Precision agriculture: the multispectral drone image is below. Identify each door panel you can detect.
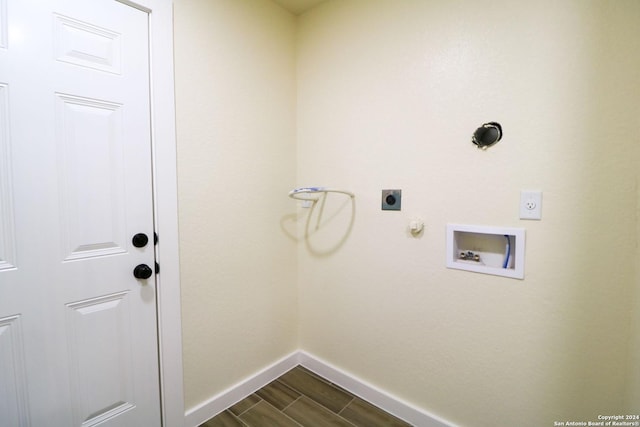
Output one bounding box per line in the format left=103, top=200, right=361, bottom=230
left=55, top=93, right=127, bottom=261
left=0, top=314, right=29, bottom=426
left=0, top=0, right=6, bottom=50
left=53, top=13, right=122, bottom=75
left=0, top=1, right=160, bottom=425
left=0, top=83, right=16, bottom=271
left=65, top=292, right=135, bottom=426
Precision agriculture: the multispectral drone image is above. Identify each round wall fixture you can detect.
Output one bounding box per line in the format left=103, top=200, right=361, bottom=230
left=472, top=122, right=503, bottom=149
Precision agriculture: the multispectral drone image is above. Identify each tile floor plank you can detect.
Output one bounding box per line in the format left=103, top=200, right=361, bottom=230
left=279, top=367, right=354, bottom=413
left=255, top=380, right=301, bottom=410
left=239, top=401, right=303, bottom=427
left=340, top=397, right=412, bottom=427
left=229, top=394, right=261, bottom=416
left=200, top=410, right=247, bottom=427
left=283, top=396, right=357, bottom=427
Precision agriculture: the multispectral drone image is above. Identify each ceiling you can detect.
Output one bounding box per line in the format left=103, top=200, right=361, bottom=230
left=271, top=0, right=327, bottom=15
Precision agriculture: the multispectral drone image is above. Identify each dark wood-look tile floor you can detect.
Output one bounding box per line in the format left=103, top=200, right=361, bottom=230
left=200, top=366, right=413, bottom=427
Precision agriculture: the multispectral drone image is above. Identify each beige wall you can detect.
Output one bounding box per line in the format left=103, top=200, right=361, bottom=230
left=296, top=1, right=640, bottom=426
left=173, top=0, right=640, bottom=423
left=174, top=0, right=298, bottom=409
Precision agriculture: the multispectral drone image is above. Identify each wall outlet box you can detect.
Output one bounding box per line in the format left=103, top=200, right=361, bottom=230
left=381, top=189, right=401, bottom=211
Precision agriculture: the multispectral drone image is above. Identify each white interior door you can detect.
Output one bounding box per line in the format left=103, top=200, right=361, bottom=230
left=0, top=0, right=161, bottom=425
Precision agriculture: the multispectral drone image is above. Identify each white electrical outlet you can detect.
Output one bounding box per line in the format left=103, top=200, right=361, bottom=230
left=520, top=191, right=542, bottom=220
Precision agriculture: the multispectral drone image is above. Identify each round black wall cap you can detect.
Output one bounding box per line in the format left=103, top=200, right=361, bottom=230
left=472, top=122, right=503, bottom=148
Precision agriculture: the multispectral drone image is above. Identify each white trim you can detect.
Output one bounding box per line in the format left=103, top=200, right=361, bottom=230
left=298, top=351, right=455, bottom=427
left=147, top=3, right=185, bottom=427
left=184, top=352, right=300, bottom=427
left=119, top=1, right=185, bottom=426
left=184, top=351, right=455, bottom=427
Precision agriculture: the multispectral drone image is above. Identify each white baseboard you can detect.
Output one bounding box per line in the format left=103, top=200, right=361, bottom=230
left=184, top=350, right=455, bottom=427
left=184, top=351, right=300, bottom=427
left=298, top=351, right=455, bottom=427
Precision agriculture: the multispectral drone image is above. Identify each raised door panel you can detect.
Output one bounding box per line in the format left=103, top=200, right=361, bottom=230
left=0, top=315, right=30, bottom=427
left=55, top=93, right=127, bottom=262
left=66, top=292, right=134, bottom=426
left=53, top=13, right=121, bottom=75
left=0, top=83, right=16, bottom=271
left=0, top=0, right=6, bottom=50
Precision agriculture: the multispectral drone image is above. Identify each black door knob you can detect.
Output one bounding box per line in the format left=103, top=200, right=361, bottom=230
left=132, top=233, right=149, bottom=248
left=133, top=264, right=153, bottom=279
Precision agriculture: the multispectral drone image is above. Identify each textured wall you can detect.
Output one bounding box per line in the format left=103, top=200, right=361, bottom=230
left=172, top=0, right=640, bottom=422
left=296, top=1, right=640, bottom=425
left=174, top=0, right=298, bottom=409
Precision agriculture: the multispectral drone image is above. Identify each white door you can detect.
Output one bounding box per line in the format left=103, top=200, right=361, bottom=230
left=0, top=0, right=161, bottom=425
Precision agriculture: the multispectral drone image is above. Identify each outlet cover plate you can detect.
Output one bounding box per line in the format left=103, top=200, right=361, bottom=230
left=520, top=190, right=542, bottom=220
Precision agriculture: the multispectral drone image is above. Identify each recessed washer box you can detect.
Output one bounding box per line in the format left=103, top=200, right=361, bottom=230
left=446, top=224, right=525, bottom=279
